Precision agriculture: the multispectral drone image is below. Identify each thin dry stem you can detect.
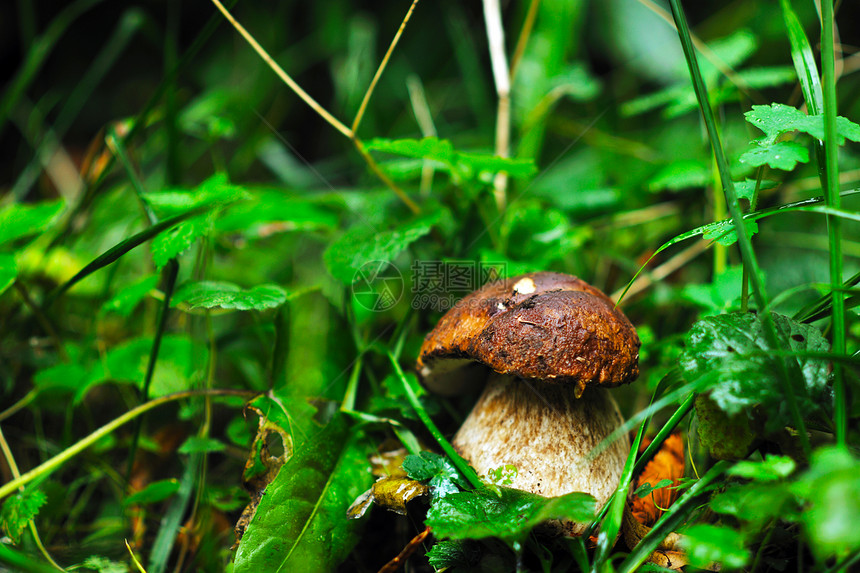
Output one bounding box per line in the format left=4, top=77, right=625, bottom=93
left=611, top=239, right=710, bottom=303
left=509, top=0, right=542, bottom=82
left=483, top=0, right=511, bottom=212
left=208, top=0, right=353, bottom=139
left=352, top=0, right=421, bottom=134
left=407, top=75, right=438, bottom=196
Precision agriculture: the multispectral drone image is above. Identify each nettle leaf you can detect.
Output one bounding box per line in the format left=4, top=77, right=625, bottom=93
left=426, top=540, right=482, bottom=570
left=745, top=103, right=860, bottom=145
left=147, top=172, right=249, bottom=216
left=150, top=213, right=211, bottom=270
left=426, top=487, right=595, bottom=546
left=702, top=219, right=759, bottom=246
left=0, top=253, right=17, bottom=295
left=366, top=137, right=456, bottom=164
left=680, top=312, right=831, bottom=429
left=124, top=479, right=181, bottom=506
left=173, top=281, right=288, bottom=311
left=739, top=141, right=808, bottom=171
left=402, top=451, right=469, bottom=498
left=233, top=415, right=373, bottom=572
left=678, top=524, right=749, bottom=570
left=0, top=488, right=47, bottom=544
left=0, top=199, right=64, bottom=247
left=323, top=213, right=438, bottom=284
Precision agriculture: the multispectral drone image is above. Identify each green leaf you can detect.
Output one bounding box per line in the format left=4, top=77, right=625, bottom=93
left=233, top=415, right=373, bottom=572
left=678, top=524, right=749, bottom=569
left=34, top=362, right=88, bottom=393
left=147, top=172, right=249, bottom=217
left=744, top=103, right=860, bottom=145
left=365, top=137, right=456, bottom=164
left=323, top=213, right=438, bottom=284
left=76, top=556, right=128, bottom=573
left=173, top=281, right=288, bottom=311
left=178, top=436, right=226, bottom=455
left=150, top=214, right=210, bottom=269
left=366, top=137, right=537, bottom=182
left=79, top=335, right=207, bottom=401
left=215, top=191, right=339, bottom=238
left=710, top=482, right=799, bottom=530
left=728, top=455, right=796, bottom=481
left=402, top=451, right=469, bottom=498
left=734, top=179, right=777, bottom=204
left=426, top=540, right=481, bottom=569
left=739, top=141, right=808, bottom=171
left=124, top=479, right=181, bottom=506
left=634, top=479, right=674, bottom=499
left=426, top=487, right=595, bottom=546
left=0, top=488, right=47, bottom=544
left=0, top=200, right=64, bottom=248
left=680, top=312, right=831, bottom=430
left=702, top=219, right=759, bottom=246
left=101, top=274, right=158, bottom=317
left=0, top=253, right=17, bottom=295
left=695, top=394, right=756, bottom=460
left=794, top=446, right=860, bottom=559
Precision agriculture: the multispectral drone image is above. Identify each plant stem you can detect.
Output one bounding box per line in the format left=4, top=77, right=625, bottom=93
left=820, top=0, right=846, bottom=446
left=0, top=389, right=254, bottom=501
left=668, top=0, right=811, bottom=458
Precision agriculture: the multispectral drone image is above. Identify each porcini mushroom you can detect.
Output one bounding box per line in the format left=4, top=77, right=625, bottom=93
left=417, top=272, right=640, bottom=535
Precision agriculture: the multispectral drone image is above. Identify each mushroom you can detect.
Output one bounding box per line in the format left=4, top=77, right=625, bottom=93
left=417, top=272, right=640, bottom=535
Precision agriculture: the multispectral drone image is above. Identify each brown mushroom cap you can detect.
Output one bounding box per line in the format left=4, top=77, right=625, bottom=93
left=417, top=272, right=640, bottom=397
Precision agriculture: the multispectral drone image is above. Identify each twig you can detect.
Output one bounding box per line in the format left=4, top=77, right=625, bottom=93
left=352, top=0, right=421, bottom=134
left=208, top=0, right=352, bottom=138
left=377, top=526, right=431, bottom=573
left=483, top=0, right=511, bottom=213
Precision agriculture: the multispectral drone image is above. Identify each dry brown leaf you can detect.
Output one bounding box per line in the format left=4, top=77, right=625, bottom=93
left=631, top=433, right=684, bottom=526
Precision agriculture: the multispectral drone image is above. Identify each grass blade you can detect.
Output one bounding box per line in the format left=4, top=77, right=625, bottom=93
left=668, top=0, right=811, bottom=456
left=819, top=0, right=846, bottom=445
left=45, top=205, right=209, bottom=306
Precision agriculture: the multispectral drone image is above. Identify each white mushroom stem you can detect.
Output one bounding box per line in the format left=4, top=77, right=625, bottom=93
left=452, top=372, right=630, bottom=535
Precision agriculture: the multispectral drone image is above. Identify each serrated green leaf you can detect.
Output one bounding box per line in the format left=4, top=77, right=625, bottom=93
left=150, top=214, right=210, bottom=269
left=0, top=488, right=47, bottom=544
left=173, top=281, right=288, bottom=311
left=147, top=172, right=249, bottom=217
left=366, top=137, right=455, bottom=164
left=680, top=312, right=831, bottom=431
left=0, top=253, right=17, bottom=295
left=455, top=152, right=537, bottom=179
left=0, top=200, right=64, bottom=248
left=233, top=415, right=373, bottom=572
left=702, top=219, right=759, bottom=246
left=678, top=524, right=749, bottom=569
left=215, top=191, right=338, bottom=238
left=744, top=103, right=860, bottom=146
left=101, top=274, right=159, bottom=317
left=402, top=451, right=469, bottom=498
left=426, top=487, right=595, bottom=546
left=728, top=455, right=796, bottom=481
left=426, top=540, right=481, bottom=569
left=739, top=141, right=808, bottom=170
left=124, top=479, right=181, bottom=506
left=178, top=436, right=226, bottom=454
left=323, top=213, right=438, bottom=284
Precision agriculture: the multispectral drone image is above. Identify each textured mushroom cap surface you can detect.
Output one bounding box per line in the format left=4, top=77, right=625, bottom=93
left=418, top=272, right=640, bottom=396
